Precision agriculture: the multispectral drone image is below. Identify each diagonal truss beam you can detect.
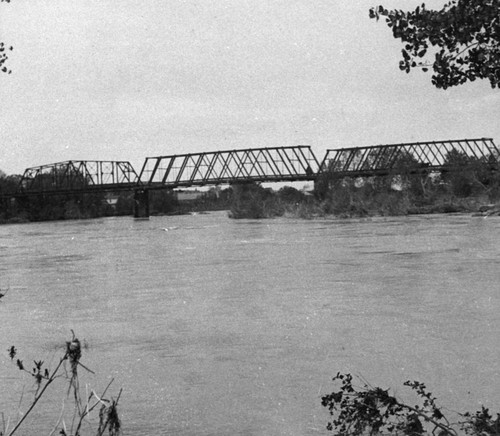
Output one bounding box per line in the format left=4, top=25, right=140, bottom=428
left=320, top=138, right=500, bottom=177
left=138, top=146, right=320, bottom=188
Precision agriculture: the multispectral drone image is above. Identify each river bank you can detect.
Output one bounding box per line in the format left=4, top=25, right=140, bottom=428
left=2, top=192, right=499, bottom=224
left=228, top=181, right=500, bottom=220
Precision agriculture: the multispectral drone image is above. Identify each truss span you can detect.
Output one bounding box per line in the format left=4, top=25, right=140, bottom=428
left=19, top=160, right=139, bottom=194
left=138, top=146, right=320, bottom=188
left=320, top=138, right=500, bottom=177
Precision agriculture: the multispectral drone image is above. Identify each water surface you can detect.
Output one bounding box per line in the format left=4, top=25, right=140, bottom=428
left=0, top=212, right=499, bottom=435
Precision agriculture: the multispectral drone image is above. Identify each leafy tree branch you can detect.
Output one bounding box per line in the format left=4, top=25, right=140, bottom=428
left=0, top=0, right=13, bottom=74
left=370, top=1, right=500, bottom=89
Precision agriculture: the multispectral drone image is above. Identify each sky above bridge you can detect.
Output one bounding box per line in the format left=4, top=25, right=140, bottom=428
left=1, top=0, right=499, bottom=176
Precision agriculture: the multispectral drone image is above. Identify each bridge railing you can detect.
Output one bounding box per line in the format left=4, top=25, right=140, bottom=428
left=138, top=146, right=320, bottom=188
left=320, top=138, right=500, bottom=177
left=19, top=160, right=139, bottom=194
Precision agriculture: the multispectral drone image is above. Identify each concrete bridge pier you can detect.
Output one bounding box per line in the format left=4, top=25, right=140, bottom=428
left=134, top=189, right=150, bottom=218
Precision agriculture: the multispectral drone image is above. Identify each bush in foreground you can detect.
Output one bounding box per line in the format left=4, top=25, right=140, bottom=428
left=322, top=373, right=499, bottom=436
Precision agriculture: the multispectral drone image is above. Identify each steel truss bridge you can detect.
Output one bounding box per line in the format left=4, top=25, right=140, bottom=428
left=3, top=138, right=499, bottom=217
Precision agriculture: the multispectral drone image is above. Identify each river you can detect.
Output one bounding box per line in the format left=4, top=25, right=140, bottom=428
left=0, top=211, right=499, bottom=435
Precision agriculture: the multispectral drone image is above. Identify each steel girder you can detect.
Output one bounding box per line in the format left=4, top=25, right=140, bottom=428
left=320, top=138, right=500, bottom=177
left=138, top=146, right=320, bottom=188
left=19, top=160, right=139, bottom=194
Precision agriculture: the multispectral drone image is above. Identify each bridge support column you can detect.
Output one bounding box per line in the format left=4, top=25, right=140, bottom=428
left=134, top=189, right=150, bottom=218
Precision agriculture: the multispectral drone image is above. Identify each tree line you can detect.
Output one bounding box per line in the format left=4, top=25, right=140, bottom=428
left=0, top=171, right=234, bottom=223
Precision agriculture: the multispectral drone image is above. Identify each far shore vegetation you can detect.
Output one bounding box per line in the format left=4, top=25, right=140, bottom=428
left=1, top=151, right=500, bottom=223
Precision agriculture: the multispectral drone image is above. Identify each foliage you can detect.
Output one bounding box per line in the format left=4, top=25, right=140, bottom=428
left=0, top=0, right=13, bottom=74
left=149, top=189, right=178, bottom=215
left=0, top=170, right=117, bottom=221
left=114, top=192, right=135, bottom=216
left=370, top=1, right=500, bottom=89
left=440, top=150, right=500, bottom=198
left=322, top=372, right=500, bottom=436
left=317, top=176, right=413, bottom=217
left=17, top=193, right=110, bottom=221
left=229, top=183, right=278, bottom=219
left=228, top=183, right=313, bottom=219
left=3, top=331, right=121, bottom=436
left=0, top=173, right=20, bottom=196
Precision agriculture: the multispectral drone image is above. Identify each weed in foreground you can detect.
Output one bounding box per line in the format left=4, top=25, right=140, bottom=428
left=2, top=331, right=122, bottom=436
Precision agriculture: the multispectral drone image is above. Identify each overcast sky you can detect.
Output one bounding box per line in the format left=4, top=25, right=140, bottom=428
left=1, top=0, right=499, bottom=175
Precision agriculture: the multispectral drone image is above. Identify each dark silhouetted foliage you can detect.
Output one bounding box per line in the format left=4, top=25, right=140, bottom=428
left=322, top=373, right=500, bottom=436
left=228, top=183, right=315, bottom=219
left=370, top=1, right=500, bottom=89
left=229, top=183, right=277, bottom=219
left=149, top=189, right=178, bottom=215
left=0, top=0, right=13, bottom=74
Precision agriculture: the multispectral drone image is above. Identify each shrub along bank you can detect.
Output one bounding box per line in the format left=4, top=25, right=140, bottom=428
left=228, top=160, right=500, bottom=219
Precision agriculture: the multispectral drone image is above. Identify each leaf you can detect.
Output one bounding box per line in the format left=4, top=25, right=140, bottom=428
left=8, top=346, right=16, bottom=360
left=432, top=407, right=444, bottom=419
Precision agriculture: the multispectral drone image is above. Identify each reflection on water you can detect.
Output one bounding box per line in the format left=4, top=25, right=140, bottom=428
left=0, top=212, right=499, bottom=435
